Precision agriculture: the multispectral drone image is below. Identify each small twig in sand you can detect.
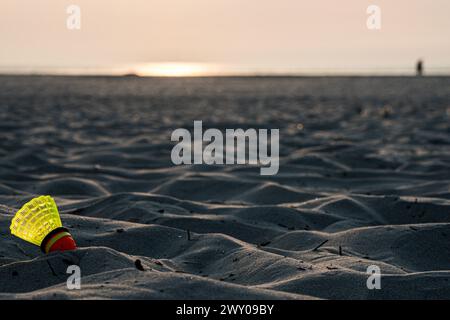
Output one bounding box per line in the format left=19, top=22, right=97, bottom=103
left=182, top=261, right=202, bottom=265
left=312, top=240, right=328, bottom=251
left=134, top=259, right=145, bottom=271
left=187, top=229, right=191, bottom=241
left=326, top=265, right=338, bottom=270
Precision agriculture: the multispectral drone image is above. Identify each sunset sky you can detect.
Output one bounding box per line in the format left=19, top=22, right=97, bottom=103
left=1, top=0, right=449, bottom=75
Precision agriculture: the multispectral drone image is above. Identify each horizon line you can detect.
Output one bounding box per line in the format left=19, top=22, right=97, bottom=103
left=1, top=72, right=450, bottom=78
left=2, top=63, right=450, bottom=78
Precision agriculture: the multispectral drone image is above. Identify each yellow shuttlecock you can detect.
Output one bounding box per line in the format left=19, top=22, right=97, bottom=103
left=10, top=195, right=77, bottom=253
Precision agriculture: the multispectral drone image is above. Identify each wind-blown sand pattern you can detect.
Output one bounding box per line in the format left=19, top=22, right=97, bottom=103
left=0, top=76, right=449, bottom=299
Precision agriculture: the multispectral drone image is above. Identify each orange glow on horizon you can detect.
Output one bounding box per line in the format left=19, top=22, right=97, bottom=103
left=134, top=62, right=219, bottom=77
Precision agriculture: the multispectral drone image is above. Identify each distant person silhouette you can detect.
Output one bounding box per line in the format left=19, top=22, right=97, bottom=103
left=416, top=59, right=423, bottom=76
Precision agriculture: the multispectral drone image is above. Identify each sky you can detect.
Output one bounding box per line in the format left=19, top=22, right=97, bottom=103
left=1, top=0, right=449, bottom=75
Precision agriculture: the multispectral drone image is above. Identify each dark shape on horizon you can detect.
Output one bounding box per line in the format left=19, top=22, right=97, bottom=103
left=416, top=59, right=423, bottom=76
left=122, top=73, right=140, bottom=78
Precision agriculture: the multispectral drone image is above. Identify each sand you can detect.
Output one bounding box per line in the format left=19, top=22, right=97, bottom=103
left=0, top=75, right=449, bottom=299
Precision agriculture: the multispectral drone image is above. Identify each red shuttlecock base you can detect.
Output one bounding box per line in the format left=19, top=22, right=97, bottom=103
left=40, top=227, right=77, bottom=254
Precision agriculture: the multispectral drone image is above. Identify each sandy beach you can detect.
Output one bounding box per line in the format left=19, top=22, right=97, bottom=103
left=0, top=75, right=449, bottom=299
